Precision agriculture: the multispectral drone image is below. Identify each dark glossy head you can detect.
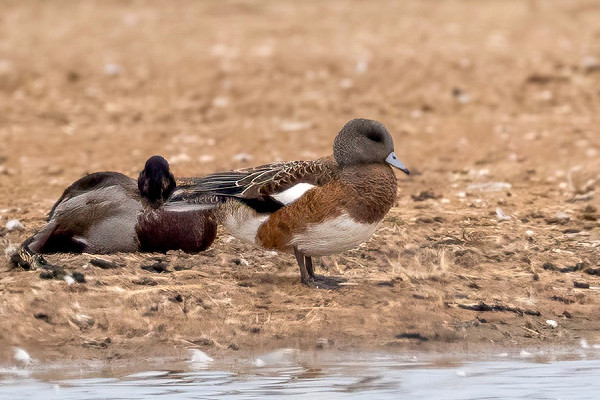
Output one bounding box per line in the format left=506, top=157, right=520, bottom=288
left=138, top=155, right=176, bottom=203
left=333, top=119, right=409, bottom=174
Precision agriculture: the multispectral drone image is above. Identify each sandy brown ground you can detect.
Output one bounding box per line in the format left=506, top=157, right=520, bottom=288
left=1, top=0, right=600, bottom=364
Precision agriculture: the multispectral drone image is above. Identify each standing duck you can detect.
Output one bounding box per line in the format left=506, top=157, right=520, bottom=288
left=11, top=156, right=217, bottom=270
left=167, top=119, right=409, bottom=285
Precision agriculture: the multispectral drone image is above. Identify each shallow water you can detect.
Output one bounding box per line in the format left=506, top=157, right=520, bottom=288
left=1, top=348, right=600, bottom=399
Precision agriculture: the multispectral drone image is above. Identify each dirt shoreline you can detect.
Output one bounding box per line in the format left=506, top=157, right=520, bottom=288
left=1, top=0, right=600, bottom=365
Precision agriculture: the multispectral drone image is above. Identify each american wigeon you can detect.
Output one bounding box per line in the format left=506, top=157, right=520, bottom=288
left=10, top=156, right=217, bottom=270
left=167, top=118, right=409, bottom=285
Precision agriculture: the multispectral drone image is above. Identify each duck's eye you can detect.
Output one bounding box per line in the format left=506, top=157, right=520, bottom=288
left=366, top=131, right=383, bottom=143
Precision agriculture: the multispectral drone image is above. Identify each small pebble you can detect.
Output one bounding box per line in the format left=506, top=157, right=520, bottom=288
left=189, top=349, right=213, bottom=366
left=34, top=313, right=50, bottom=322
left=280, top=121, right=312, bottom=132
left=574, top=281, right=590, bottom=289
left=72, top=272, right=86, bottom=283
left=104, top=63, right=123, bottom=75
left=519, top=350, right=532, bottom=358
left=4, top=243, right=18, bottom=257
left=90, top=258, right=120, bottom=269
left=64, top=275, right=75, bottom=285
left=496, top=208, right=511, bottom=221
left=141, top=262, right=169, bottom=273
left=13, top=348, right=32, bottom=366
left=5, top=219, right=24, bottom=231
left=546, top=320, right=558, bottom=328
left=232, top=153, right=253, bottom=162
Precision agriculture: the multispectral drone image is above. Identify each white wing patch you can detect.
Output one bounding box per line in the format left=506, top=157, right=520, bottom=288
left=271, top=183, right=315, bottom=205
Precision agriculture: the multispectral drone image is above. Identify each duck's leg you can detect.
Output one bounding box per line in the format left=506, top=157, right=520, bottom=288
left=304, top=256, right=315, bottom=279
left=10, top=239, right=55, bottom=271
left=293, top=247, right=313, bottom=285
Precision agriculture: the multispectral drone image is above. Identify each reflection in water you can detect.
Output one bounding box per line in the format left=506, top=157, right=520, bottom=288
left=1, top=349, right=600, bottom=399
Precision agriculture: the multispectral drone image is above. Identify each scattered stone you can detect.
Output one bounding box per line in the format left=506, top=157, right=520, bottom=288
left=280, top=121, right=312, bottom=132
left=189, top=349, right=214, bottom=366
left=542, top=262, right=585, bottom=273
left=520, top=350, right=532, bottom=358
left=467, top=182, right=511, bottom=192
left=562, top=310, right=572, bottom=319
left=3, top=243, right=17, bottom=256
left=452, top=87, right=471, bottom=104
left=545, top=212, right=570, bottom=224
left=496, top=208, right=511, bottom=221
left=395, top=333, right=429, bottom=342
left=72, top=272, right=86, bottom=283
left=5, top=219, right=24, bottom=231
left=228, top=343, right=240, bottom=351
left=562, top=263, right=586, bottom=273
left=39, top=267, right=66, bottom=280
left=104, top=63, right=123, bottom=76
left=64, top=275, right=75, bottom=285
left=90, top=258, right=120, bottom=269
left=546, top=320, right=558, bottom=328
left=13, top=348, right=32, bottom=366
left=574, top=281, right=590, bottom=289
left=169, top=294, right=184, bottom=303
left=411, top=191, right=439, bottom=202
left=582, top=56, right=600, bottom=73
left=232, top=257, right=249, bottom=266
left=34, top=313, right=50, bottom=323
left=315, top=337, right=330, bottom=348
left=541, top=262, right=558, bottom=271
left=132, top=277, right=158, bottom=286
left=585, top=267, right=600, bottom=276
left=232, top=153, right=253, bottom=162
left=550, top=295, right=574, bottom=304
left=141, top=262, right=170, bottom=273
left=526, top=74, right=569, bottom=84
left=458, top=302, right=540, bottom=316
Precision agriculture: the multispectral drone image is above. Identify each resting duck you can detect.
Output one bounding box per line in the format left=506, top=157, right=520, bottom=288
left=167, top=119, right=409, bottom=285
left=11, top=156, right=217, bottom=270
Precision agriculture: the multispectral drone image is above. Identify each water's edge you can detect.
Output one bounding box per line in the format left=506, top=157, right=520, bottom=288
left=1, top=347, right=600, bottom=399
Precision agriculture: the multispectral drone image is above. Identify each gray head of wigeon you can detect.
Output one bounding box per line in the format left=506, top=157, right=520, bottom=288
left=333, top=118, right=409, bottom=174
